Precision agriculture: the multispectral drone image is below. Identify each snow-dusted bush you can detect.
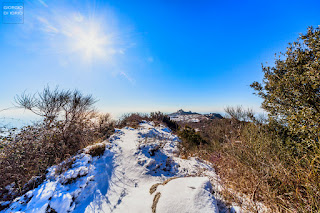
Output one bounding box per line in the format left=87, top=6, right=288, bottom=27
left=117, top=113, right=149, bottom=128
left=86, top=143, right=106, bottom=157
left=117, top=111, right=179, bottom=132
left=117, top=111, right=180, bottom=132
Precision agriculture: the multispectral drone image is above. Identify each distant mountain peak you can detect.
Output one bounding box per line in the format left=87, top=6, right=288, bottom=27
left=171, top=109, right=198, bottom=116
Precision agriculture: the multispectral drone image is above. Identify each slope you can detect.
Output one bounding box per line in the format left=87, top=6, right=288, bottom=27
left=3, top=121, right=220, bottom=213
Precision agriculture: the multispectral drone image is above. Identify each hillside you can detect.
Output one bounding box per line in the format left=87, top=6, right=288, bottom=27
left=3, top=121, right=230, bottom=213
left=168, top=110, right=223, bottom=123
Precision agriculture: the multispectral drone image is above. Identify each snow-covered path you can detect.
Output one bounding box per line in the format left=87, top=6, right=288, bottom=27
left=3, top=122, right=219, bottom=213
left=86, top=126, right=157, bottom=212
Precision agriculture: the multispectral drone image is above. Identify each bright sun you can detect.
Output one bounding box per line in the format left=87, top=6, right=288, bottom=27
left=37, top=11, right=121, bottom=64
left=70, top=23, right=111, bottom=62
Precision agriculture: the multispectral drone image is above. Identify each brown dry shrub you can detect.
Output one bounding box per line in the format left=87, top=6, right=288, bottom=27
left=117, top=113, right=149, bottom=128
left=116, top=112, right=179, bottom=132
left=86, top=143, right=106, bottom=157
left=55, top=157, right=76, bottom=175
left=0, top=87, right=115, bottom=203
left=0, top=115, right=114, bottom=203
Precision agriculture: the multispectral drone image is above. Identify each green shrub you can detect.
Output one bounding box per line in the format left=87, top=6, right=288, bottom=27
left=178, top=126, right=207, bottom=154
left=251, top=26, right=320, bottom=146
left=247, top=27, right=320, bottom=211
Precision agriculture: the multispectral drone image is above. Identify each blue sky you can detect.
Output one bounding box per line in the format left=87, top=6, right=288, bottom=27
left=1, top=0, right=320, bottom=122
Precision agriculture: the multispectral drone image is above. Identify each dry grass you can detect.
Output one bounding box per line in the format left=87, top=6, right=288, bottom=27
left=150, top=183, right=162, bottom=195
left=149, top=177, right=178, bottom=195
left=152, top=192, right=161, bottom=213
left=179, top=108, right=320, bottom=212
left=55, top=157, right=76, bottom=175
left=214, top=123, right=320, bottom=212
left=86, top=143, right=106, bottom=157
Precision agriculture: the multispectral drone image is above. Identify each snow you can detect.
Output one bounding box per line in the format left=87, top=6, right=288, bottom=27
left=170, top=114, right=205, bottom=123
left=3, top=121, right=226, bottom=213
left=155, top=177, right=218, bottom=213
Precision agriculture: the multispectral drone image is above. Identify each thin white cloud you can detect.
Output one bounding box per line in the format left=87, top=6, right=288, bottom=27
left=38, top=0, right=48, bottom=8
left=37, top=16, right=59, bottom=34
left=119, top=71, right=135, bottom=84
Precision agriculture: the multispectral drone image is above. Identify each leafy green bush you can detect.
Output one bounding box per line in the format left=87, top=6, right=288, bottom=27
left=251, top=26, right=320, bottom=146
left=178, top=126, right=207, bottom=154
left=247, top=27, right=320, bottom=211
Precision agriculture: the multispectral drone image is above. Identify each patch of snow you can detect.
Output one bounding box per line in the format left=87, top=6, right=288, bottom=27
left=155, top=177, right=218, bottom=213
left=169, top=114, right=207, bottom=123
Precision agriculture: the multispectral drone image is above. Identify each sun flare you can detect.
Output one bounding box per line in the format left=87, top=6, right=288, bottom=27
left=70, top=23, right=111, bottom=61
left=37, top=11, right=120, bottom=64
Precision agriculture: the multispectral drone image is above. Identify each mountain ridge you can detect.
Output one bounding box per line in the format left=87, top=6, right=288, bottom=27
left=168, top=109, right=223, bottom=123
